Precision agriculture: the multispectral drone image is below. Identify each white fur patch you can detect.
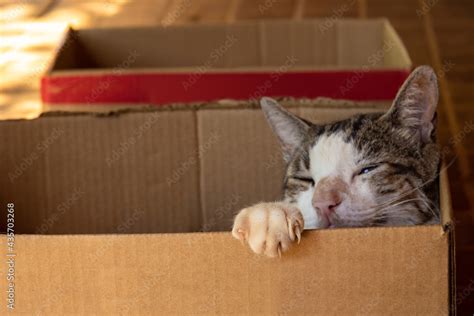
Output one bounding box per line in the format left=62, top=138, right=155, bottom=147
left=295, top=188, right=320, bottom=229
left=309, top=133, right=359, bottom=185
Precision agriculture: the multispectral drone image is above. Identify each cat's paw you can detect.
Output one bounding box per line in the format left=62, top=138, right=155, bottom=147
left=232, top=202, right=304, bottom=258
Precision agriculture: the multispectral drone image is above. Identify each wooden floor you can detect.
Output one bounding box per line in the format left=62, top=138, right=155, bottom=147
left=1, top=0, right=473, bottom=313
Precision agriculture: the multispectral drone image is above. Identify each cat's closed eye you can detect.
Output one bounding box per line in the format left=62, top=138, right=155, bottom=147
left=357, top=165, right=379, bottom=176
left=291, top=176, right=315, bottom=186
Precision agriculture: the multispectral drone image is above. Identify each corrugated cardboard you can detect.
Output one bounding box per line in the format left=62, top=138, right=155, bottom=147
left=41, top=19, right=412, bottom=110
left=0, top=99, right=454, bottom=314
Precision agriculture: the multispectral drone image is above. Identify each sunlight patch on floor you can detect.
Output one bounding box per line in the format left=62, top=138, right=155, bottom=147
left=0, top=1, right=127, bottom=119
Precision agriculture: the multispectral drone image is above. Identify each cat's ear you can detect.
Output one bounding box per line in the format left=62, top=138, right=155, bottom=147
left=383, top=65, right=439, bottom=143
left=260, top=97, right=310, bottom=161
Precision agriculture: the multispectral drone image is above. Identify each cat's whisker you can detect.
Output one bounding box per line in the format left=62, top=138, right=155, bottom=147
left=355, top=177, right=436, bottom=216
left=375, top=197, right=432, bottom=215
left=414, top=187, right=440, bottom=218
left=339, top=197, right=431, bottom=224
left=368, top=189, right=419, bottom=211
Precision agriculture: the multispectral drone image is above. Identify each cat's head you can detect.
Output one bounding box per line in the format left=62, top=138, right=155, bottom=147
left=262, top=66, right=441, bottom=228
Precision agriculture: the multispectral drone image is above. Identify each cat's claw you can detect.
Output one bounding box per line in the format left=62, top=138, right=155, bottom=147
left=295, top=225, right=302, bottom=244
left=235, top=228, right=246, bottom=244
left=232, top=202, right=304, bottom=258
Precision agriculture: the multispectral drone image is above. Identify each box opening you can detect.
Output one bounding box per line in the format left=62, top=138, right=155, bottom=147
left=0, top=99, right=451, bottom=235
left=51, top=19, right=411, bottom=72
left=42, top=19, right=412, bottom=107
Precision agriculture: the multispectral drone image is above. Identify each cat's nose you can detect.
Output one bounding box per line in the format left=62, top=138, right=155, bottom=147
left=312, top=176, right=347, bottom=217
left=312, top=189, right=342, bottom=216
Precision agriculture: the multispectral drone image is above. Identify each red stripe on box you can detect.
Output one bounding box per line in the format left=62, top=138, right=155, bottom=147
left=41, top=70, right=409, bottom=105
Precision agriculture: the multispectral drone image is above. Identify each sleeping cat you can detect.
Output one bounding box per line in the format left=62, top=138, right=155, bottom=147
left=232, top=66, right=441, bottom=257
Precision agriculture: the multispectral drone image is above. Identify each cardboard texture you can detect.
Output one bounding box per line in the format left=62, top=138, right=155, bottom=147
left=41, top=19, right=412, bottom=109
left=0, top=99, right=454, bottom=315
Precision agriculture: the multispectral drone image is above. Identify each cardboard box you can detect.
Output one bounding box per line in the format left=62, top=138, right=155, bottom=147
left=0, top=99, right=454, bottom=314
left=41, top=19, right=412, bottom=111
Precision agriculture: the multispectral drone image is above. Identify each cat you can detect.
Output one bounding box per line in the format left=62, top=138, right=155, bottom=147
left=232, top=66, right=441, bottom=257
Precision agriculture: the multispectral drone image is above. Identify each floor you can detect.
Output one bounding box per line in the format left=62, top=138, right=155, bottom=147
left=1, top=0, right=473, bottom=313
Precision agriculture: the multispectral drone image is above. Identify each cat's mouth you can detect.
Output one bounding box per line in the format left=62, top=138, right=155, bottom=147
left=317, top=212, right=333, bottom=228
left=321, top=211, right=360, bottom=228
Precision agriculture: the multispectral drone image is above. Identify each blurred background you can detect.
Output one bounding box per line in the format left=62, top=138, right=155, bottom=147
left=0, top=0, right=472, bottom=313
